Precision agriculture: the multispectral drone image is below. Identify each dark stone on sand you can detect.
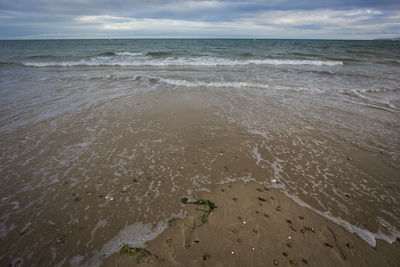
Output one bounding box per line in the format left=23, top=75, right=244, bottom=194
left=258, top=197, right=267, bottom=201
left=302, top=258, right=309, bottom=264
left=344, top=193, right=352, bottom=199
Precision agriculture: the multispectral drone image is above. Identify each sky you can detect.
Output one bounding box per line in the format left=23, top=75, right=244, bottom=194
left=0, top=0, right=399, bottom=39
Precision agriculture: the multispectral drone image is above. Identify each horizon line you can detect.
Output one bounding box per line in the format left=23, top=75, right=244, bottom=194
left=1, top=37, right=395, bottom=41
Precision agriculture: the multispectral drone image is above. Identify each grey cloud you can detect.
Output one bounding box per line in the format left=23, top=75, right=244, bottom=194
left=0, top=0, right=399, bottom=39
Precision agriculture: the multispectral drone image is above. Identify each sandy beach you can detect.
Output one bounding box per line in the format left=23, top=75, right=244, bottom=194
left=102, top=181, right=400, bottom=266
left=1, top=39, right=399, bottom=267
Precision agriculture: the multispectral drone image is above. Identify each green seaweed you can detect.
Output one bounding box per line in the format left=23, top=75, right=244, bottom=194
left=168, top=217, right=178, bottom=226
left=120, top=245, right=163, bottom=263
left=180, top=197, right=216, bottom=225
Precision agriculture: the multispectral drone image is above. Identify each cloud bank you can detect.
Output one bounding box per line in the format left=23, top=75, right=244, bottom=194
left=0, top=0, right=399, bottom=39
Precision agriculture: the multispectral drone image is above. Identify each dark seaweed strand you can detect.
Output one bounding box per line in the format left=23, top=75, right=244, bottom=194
left=120, top=245, right=163, bottom=263
left=180, top=197, right=216, bottom=224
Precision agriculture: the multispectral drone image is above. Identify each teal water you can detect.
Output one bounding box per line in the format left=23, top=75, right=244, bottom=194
left=1, top=39, right=399, bottom=130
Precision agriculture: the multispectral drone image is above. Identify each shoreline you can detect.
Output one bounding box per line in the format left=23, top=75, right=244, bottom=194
left=102, top=181, right=400, bottom=266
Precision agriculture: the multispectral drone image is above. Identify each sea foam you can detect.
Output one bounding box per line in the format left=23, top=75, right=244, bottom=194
left=22, top=55, right=343, bottom=67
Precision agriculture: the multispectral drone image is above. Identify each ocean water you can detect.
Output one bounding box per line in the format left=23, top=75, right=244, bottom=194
left=0, top=39, right=399, bottom=266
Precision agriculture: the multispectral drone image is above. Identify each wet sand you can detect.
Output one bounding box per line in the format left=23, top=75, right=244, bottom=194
left=103, top=181, right=400, bottom=267
left=1, top=87, right=399, bottom=267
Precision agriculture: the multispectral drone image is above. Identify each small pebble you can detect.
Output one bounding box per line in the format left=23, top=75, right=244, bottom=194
left=282, top=252, right=288, bottom=257
left=305, top=226, right=315, bottom=233
left=289, top=259, right=297, bottom=265
left=232, top=229, right=238, bottom=233
left=233, top=197, right=238, bottom=201
left=302, top=258, right=309, bottom=264
left=237, top=238, right=242, bottom=243
left=264, top=213, right=269, bottom=218
left=346, top=243, right=353, bottom=249
left=230, top=250, right=235, bottom=255
left=381, top=223, right=387, bottom=228
left=274, top=259, right=279, bottom=265
left=242, top=221, right=247, bottom=225
left=288, top=235, right=292, bottom=240
left=258, top=197, right=267, bottom=202
left=202, top=254, right=210, bottom=261
left=194, top=239, right=200, bottom=243
left=299, top=216, right=304, bottom=220
left=344, top=193, right=352, bottom=199
left=300, top=229, right=305, bottom=234
left=253, top=229, right=258, bottom=234
left=167, top=239, right=173, bottom=244
left=325, top=242, right=333, bottom=248
left=256, top=188, right=263, bottom=192
left=290, top=226, right=297, bottom=231
left=56, top=234, right=65, bottom=244
left=238, top=216, right=243, bottom=220
left=287, top=242, right=292, bottom=248
left=286, top=219, right=292, bottom=224
left=251, top=247, right=255, bottom=251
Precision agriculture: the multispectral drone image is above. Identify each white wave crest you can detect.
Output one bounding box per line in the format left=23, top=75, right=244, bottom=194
left=158, top=78, right=271, bottom=89
left=115, top=52, right=143, bottom=56
left=22, top=56, right=343, bottom=67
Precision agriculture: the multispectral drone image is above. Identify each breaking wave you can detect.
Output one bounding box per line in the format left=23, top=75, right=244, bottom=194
left=21, top=55, right=343, bottom=67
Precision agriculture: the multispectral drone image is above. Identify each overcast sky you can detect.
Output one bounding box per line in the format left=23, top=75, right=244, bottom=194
left=0, top=0, right=399, bottom=39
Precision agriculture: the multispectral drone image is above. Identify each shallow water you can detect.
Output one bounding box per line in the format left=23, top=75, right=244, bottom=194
left=0, top=39, right=399, bottom=266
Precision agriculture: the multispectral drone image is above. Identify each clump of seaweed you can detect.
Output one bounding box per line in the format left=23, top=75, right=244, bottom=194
left=168, top=217, right=178, bottom=227
left=120, top=244, right=163, bottom=263
left=180, top=197, right=216, bottom=224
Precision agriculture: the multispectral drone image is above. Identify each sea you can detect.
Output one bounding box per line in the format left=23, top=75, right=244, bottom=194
left=0, top=39, right=399, bottom=266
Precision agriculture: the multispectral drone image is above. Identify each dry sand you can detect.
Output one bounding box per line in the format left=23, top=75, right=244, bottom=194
left=102, top=181, right=400, bottom=267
